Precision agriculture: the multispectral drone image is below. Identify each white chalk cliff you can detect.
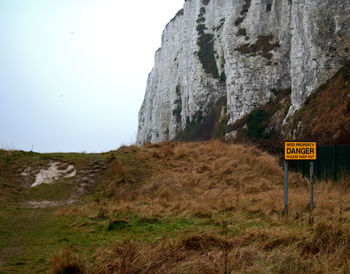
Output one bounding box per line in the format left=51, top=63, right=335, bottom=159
left=137, top=0, right=350, bottom=145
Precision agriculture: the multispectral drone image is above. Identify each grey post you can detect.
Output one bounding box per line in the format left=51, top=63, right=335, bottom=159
left=284, top=160, right=288, bottom=214
left=310, top=161, right=314, bottom=211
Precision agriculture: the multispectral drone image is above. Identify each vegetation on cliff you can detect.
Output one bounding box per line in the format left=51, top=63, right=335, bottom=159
left=174, top=96, right=227, bottom=142
left=218, top=61, right=350, bottom=151
left=196, top=5, right=219, bottom=78
left=286, top=61, right=350, bottom=145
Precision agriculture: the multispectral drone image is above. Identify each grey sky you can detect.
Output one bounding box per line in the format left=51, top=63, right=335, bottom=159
left=0, top=0, right=184, bottom=152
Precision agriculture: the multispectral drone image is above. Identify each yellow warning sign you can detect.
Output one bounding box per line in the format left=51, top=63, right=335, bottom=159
left=284, top=142, right=317, bottom=160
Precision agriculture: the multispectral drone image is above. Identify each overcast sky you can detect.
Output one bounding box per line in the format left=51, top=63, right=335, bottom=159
left=0, top=0, right=184, bottom=152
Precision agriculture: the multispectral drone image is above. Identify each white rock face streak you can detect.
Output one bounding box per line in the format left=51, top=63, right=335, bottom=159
left=137, top=0, right=350, bottom=145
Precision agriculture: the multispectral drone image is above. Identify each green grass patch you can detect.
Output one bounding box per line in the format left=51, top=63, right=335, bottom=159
left=0, top=197, right=223, bottom=272
left=0, top=207, right=109, bottom=273
left=22, top=181, right=75, bottom=201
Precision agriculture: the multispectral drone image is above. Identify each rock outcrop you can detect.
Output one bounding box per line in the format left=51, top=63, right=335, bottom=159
left=137, top=0, right=350, bottom=145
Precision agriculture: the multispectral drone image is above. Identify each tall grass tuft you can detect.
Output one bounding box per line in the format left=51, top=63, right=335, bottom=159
left=48, top=248, right=87, bottom=274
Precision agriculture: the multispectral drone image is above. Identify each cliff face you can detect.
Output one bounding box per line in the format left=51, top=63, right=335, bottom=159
left=137, top=0, right=350, bottom=145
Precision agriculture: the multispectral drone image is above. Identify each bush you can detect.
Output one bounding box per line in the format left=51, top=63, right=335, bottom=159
left=174, top=111, right=207, bottom=141
left=175, top=96, right=227, bottom=141
left=196, top=24, right=207, bottom=35
left=173, top=85, right=182, bottom=123
left=173, top=107, right=182, bottom=123
left=236, top=28, right=247, bottom=37
left=93, top=240, right=143, bottom=273
left=266, top=3, right=272, bottom=12
left=235, top=17, right=244, bottom=26
left=48, top=248, right=87, bottom=274
left=246, top=109, right=270, bottom=138
left=197, top=33, right=219, bottom=78
left=241, top=0, right=251, bottom=15
left=220, top=71, right=226, bottom=82
left=214, top=115, right=229, bottom=139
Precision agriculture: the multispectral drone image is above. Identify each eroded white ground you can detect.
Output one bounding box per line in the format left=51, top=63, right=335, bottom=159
left=25, top=199, right=75, bottom=208
left=30, top=162, right=76, bottom=187
left=20, top=160, right=103, bottom=208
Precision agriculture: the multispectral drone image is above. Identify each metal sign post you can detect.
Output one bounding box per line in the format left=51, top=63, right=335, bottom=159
left=284, top=160, right=288, bottom=215
left=310, top=161, right=314, bottom=211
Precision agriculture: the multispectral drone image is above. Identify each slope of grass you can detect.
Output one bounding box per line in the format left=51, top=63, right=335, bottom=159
left=1, top=142, right=350, bottom=272
left=287, top=61, right=350, bottom=145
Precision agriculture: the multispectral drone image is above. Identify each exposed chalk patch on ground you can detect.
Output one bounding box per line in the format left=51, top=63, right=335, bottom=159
left=30, top=162, right=76, bottom=187
left=21, top=167, right=31, bottom=177
left=25, top=199, right=75, bottom=208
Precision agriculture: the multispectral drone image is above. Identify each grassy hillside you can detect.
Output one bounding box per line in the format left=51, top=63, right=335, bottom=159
left=1, top=142, right=350, bottom=273
left=286, top=61, right=350, bottom=145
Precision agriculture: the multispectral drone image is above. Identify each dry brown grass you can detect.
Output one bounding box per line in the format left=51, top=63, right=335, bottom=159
left=289, top=61, right=350, bottom=144
left=52, top=141, right=350, bottom=273
left=48, top=248, right=87, bottom=274
left=92, top=237, right=220, bottom=273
